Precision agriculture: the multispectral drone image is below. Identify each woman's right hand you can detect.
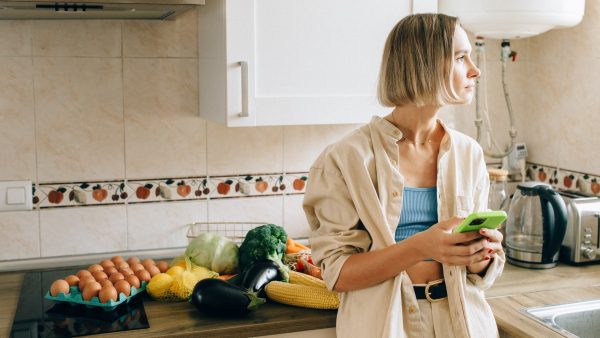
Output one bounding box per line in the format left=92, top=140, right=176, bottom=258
left=414, top=217, right=491, bottom=266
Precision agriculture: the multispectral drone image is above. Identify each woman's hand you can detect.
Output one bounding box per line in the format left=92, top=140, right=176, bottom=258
left=466, top=227, right=504, bottom=275
left=413, top=217, right=491, bottom=266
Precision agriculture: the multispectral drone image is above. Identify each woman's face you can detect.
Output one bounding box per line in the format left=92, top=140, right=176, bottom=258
left=451, top=25, right=480, bottom=103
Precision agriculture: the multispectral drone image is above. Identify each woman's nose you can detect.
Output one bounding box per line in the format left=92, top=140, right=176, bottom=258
left=468, top=64, right=481, bottom=79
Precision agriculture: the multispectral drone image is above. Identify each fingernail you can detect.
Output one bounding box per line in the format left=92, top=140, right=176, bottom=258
left=484, top=256, right=490, bottom=260
left=480, top=229, right=486, bottom=234
left=487, top=248, right=493, bottom=254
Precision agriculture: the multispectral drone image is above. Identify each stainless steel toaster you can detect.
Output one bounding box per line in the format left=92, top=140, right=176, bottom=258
left=559, top=190, right=600, bottom=264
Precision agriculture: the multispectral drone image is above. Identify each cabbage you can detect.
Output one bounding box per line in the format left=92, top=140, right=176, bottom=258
left=185, top=232, right=239, bottom=274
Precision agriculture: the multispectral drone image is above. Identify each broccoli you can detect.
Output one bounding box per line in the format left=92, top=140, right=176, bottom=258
left=238, top=224, right=289, bottom=282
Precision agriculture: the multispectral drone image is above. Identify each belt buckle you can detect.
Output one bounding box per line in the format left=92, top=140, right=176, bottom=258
left=424, top=279, right=445, bottom=303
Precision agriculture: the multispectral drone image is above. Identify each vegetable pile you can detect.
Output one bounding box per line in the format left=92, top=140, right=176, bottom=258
left=146, top=223, right=338, bottom=317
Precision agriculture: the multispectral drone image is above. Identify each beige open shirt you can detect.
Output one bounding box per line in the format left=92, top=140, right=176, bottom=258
left=303, top=116, right=505, bottom=337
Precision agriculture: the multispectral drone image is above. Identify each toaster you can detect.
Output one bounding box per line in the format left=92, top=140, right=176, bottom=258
left=559, top=190, right=600, bottom=264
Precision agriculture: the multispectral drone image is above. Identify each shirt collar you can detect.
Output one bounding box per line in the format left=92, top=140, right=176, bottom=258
left=370, top=115, right=453, bottom=149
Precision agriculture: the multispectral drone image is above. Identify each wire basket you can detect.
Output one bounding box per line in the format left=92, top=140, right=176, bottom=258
left=186, top=222, right=268, bottom=245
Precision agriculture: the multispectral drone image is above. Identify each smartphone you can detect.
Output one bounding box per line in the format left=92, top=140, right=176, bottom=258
left=453, top=211, right=507, bottom=233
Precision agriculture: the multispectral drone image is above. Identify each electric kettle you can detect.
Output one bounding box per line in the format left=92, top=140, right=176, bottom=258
left=505, top=182, right=567, bottom=268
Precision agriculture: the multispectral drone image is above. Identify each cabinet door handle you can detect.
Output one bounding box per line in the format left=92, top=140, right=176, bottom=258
left=238, top=61, right=249, bottom=117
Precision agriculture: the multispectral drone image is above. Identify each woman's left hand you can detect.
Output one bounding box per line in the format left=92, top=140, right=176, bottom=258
left=466, top=228, right=504, bottom=275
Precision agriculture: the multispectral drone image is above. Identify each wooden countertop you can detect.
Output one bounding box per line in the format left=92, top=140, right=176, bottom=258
left=2, top=263, right=600, bottom=337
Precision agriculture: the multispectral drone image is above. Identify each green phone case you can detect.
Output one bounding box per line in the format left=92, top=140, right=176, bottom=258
left=453, top=211, right=507, bottom=233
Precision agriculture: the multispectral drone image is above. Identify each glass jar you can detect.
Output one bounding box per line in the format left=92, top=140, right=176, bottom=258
left=488, top=168, right=509, bottom=211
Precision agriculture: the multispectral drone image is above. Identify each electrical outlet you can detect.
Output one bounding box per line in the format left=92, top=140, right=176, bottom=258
left=0, top=180, right=33, bottom=212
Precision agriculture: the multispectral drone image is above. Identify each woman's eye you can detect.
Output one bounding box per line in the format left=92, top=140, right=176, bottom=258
left=456, top=55, right=465, bottom=62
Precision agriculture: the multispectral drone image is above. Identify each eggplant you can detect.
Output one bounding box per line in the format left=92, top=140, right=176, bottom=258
left=242, top=259, right=282, bottom=295
left=190, top=278, right=265, bottom=317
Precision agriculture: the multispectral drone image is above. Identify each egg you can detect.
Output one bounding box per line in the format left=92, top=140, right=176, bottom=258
left=125, top=274, right=140, bottom=289
left=88, top=264, right=103, bottom=273
left=99, top=285, right=118, bottom=303
left=50, top=279, right=70, bottom=297
left=117, top=261, right=130, bottom=271
left=114, top=280, right=131, bottom=297
left=100, top=279, right=113, bottom=288
left=126, top=256, right=140, bottom=266
left=76, top=269, right=92, bottom=279
left=92, top=270, right=108, bottom=282
left=120, top=268, right=134, bottom=276
left=78, top=275, right=95, bottom=291
left=82, top=281, right=101, bottom=301
left=135, top=269, right=151, bottom=283
left=104, top=266, right=118, bottom=276
left=146, top=264, right=160, bottom=277
left=109, top=272, right=125, bottom=284
left=100, top=259, right=115, bottom=269
left=156, top=261, right=169, bottom=273
left=64, top=275, right=80, bottom=287
left=141, top=258, right=155, bottom=269
left=111, top=255, right=124, bottom=265
left=131, top=263, right=145, bottom=272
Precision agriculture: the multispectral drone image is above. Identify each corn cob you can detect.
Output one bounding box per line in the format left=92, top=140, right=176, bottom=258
left=265, top=281, right=339, bottom=309
left=289, top=270, right=327, bottom=289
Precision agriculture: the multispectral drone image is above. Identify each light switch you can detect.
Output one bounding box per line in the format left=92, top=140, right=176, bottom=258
left=0, top=180, right=33, bottom=212
left=7, top=187, right=26, bottom=205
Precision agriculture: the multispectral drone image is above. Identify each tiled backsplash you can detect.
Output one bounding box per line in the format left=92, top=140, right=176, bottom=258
left=526, top=163, right=600, bottom=196
left=34, top=173, right=308, bottom=208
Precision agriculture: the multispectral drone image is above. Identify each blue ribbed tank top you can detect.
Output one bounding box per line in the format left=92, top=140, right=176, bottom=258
left=395, top=187, right=438, bottom=242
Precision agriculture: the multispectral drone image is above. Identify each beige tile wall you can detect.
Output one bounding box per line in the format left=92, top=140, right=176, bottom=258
left=0, top=10, right=361, bottom=262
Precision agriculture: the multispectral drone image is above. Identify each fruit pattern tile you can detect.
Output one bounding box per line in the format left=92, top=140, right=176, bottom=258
left=35, top=172, right=310, bottom=209
left=527, top=163, right=600, bottom=195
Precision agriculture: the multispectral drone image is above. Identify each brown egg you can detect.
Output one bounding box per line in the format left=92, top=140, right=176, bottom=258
left=78, top=275, right=95, bottom=291
left=108, top=272, right=125, bottom=284
left=117, top=261, right=130, bottom=271
left=125, top=274, right=140, bottom=289
left=82, top=281, right=101, bottom=301
left=88, top=264, right=103, bottom=273
left=76, top=269, right=92, bottom=279
left=156, top=261, right=169, bottom=273
left=131, top=263, right=145, bottom=272
left=99, top=285, right=118, bottom=303
left=126, top=256, right=140, bottom=266
left=100, top=259, right=115, bottom=269
left=146, top=265, right=160, bottom=277
left=120, top=268, right=134, bottom=276
left=64, top=275, right=80, bottom=287
left=135, top=269, right=151, bottom=283
left=92, top=270, right=108, bottom=282
left=141, top=258, right=155, bottom=269
left=104, top=266, right=118, bottom=276
left=100, top=279, right=113, bottom=288
left=111, top=255, right=124, bottom=265
left=50, top=279, right=70, bottom=297
left=114, top=280, right=131, bottom=297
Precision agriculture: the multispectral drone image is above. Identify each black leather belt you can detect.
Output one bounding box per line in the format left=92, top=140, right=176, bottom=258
left=413, top=279, right=447, bottom=302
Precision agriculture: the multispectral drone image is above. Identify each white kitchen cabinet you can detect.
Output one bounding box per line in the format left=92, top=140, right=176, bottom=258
left=198, top=0, right=410, bottom=126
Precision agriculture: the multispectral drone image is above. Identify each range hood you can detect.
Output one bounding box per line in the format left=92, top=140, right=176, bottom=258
left=0, top=0, right=205, bottom=20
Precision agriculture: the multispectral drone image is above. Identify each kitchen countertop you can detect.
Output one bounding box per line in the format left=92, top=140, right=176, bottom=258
left=2, top=263, right=600, bottom=338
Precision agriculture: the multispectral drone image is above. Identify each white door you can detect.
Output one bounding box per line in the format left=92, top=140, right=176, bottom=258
left=199, top=0, right=410, bottom=126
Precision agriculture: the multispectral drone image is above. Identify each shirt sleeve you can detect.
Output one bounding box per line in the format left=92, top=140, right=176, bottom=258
left=303, top=166, right=372, bottom=291
left=467, top=146, right=505, bottom=290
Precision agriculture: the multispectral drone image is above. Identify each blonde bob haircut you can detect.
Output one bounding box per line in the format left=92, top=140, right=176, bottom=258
left=377, top=13, right=462, bottom=107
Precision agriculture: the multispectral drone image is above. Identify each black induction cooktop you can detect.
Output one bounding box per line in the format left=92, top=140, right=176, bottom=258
left=10, top=266, right=149, bottom=338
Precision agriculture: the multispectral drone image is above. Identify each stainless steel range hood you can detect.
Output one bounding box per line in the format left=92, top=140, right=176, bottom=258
left=0, top=0, right=205, bottom=20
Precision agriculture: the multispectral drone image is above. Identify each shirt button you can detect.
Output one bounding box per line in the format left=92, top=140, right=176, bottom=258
left=392, top=191, right=400, bottom=198
left=391, top=160, right=397, bottom=166
left=408, top=306, right=417, bottom=314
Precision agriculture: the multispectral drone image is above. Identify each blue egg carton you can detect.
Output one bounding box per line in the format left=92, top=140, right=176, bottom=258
left=44, top=282, right=147, bottom=311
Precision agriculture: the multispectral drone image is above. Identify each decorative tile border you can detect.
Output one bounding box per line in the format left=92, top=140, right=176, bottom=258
left=526, top=163, right=600, bottom=196
left=33, top=172, right=309, bottom=209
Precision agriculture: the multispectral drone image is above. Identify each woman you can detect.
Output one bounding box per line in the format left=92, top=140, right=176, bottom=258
left=303, top=14, right=504, bottom=338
